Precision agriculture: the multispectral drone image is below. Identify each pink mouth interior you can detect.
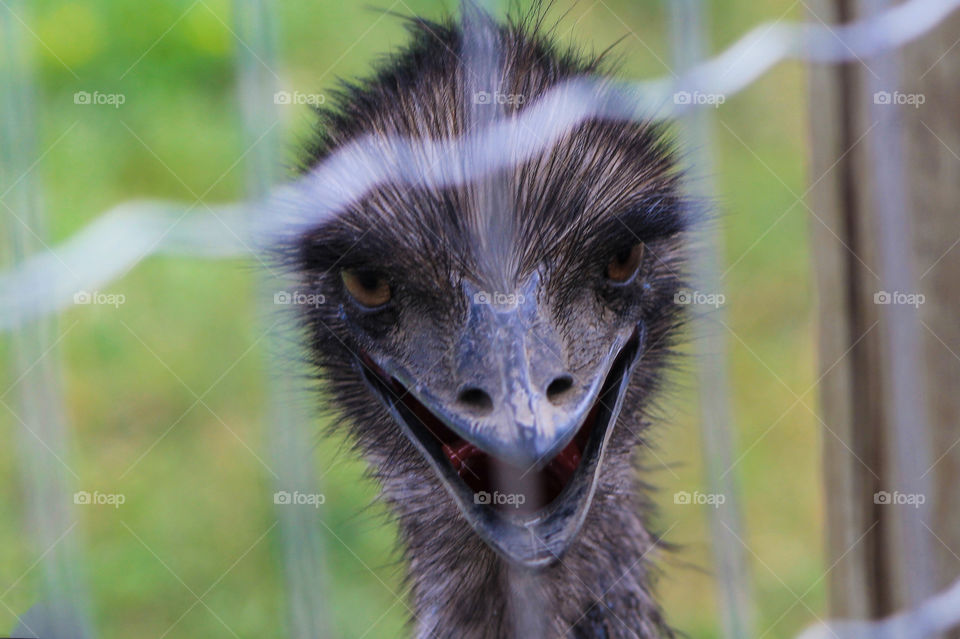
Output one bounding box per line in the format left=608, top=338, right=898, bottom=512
left=362, top=353, right=599, bottom=512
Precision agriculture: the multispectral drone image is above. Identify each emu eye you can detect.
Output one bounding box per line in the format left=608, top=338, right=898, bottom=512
left=605, top=243, right=645, bottom=284
left=341, top=269, right=392, bottom=308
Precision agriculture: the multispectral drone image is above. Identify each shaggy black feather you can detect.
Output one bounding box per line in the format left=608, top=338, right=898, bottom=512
left=281, top=6, right=692, bottom=638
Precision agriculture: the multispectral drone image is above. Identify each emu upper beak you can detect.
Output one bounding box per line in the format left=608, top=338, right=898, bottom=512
left=359, top=274, right=644, bottom=566
left=402, top=278, right=620, bottom=472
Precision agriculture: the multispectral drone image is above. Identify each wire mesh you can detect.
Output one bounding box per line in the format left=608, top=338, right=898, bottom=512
left=2, top=0, right=960, bottom=637
left=667, top=2, right=754, bottom=637
left=1, top=1, right=94, bottom=637
left=234, top=0, right=333, bottom=636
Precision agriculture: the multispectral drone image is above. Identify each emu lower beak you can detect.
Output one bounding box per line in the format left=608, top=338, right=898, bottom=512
left=359, top=280, right=644, bottom=566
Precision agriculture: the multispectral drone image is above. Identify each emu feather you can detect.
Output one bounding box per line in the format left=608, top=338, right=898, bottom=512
left=285, top=8, right=690, bottom=638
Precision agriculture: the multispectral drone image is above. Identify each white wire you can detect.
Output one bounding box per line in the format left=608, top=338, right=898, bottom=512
left=3, top=0, right=959, bottom=330
left=0, top=201, right=252, bottom=330
left=263, top=0, right=960, bottom=235
left=796, top=576, right=960, bottom=639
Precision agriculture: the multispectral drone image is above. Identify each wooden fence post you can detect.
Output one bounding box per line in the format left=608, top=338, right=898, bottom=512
left=808, top=0, right=960, bottom=622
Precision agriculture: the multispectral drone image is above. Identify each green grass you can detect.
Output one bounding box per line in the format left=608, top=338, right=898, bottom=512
left=1, top=1, right=821, bottom=637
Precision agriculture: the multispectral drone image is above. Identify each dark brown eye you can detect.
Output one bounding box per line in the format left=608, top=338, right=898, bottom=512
left=341, top=269, right=391, bottom=308
left=605, top=243, right=645, bottom=284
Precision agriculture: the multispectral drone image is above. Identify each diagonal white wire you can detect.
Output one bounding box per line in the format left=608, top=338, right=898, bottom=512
left=796, top=576, right=960, bottom=639
left=1, top=0, right=959, bottom=331
left=0, top=201, right=253, bottom=330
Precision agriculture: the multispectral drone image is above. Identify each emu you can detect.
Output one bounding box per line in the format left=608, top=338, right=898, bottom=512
left=286, top=8, right=689, bottom=638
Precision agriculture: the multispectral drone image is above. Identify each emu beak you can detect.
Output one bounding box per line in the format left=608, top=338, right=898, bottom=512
left=359, top=275, right=645, bottom=566
left=440, top=281, right=614, bottom=471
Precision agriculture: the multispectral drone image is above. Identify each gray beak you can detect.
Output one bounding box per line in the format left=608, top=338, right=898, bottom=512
left=389, top=274, right=626, bottom=472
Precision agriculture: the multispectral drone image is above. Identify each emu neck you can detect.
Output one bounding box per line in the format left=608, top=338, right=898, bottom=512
left=393, top=483, right=670, bottom=639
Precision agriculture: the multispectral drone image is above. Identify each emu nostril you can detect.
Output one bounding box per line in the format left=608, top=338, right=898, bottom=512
left=546, top=375, right=575, bottom=405
left=457, top=387, right=494, bottom=416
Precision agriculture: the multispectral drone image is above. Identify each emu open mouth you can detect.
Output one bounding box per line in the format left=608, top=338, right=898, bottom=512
left=359, top=327, right=642, bottom=567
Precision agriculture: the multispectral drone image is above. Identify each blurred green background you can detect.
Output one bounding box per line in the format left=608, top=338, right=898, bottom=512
left=0, top=0, right=820, bottom=637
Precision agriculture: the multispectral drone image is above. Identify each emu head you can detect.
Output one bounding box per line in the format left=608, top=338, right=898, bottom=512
left=288, top=12, right=688, bottom=570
